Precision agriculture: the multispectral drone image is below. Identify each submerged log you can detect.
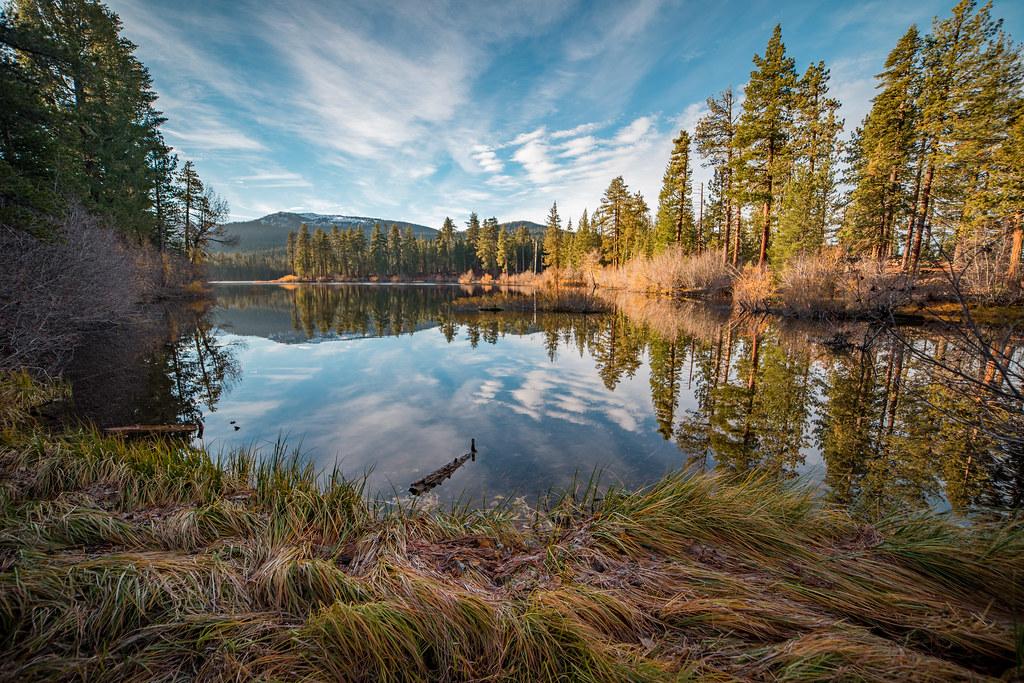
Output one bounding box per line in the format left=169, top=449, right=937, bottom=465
left=103, top=423, right=202, bottom=438
left=409, top=439, right=477, bottom=495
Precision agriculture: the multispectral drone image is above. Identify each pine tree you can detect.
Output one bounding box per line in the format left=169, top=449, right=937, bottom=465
left=624, top=191, right=653, bottom=260
left=370, top=222, right=387, bottom=276
left=438, top=217, right=456, bottom=272
left=286, top=232, right=296, bottom=272
left=842, top=26, right=922, bottom=258
left=295, top=223, right=311, bottom=279
left=513, top=225, right=532, bottom=273
left=12, top=0, right=167, bottom=237
left=574, top=209, right=600, bottom=263
left=497, top=227, right=511, bottom=274
left=312, top=228, right=329, bottom=278
left=401, top=227, right=417, bottom=275
left=595, top=176, right=632, bottom=266
left=387, top=224, right=402, bottom=275
left=177, top=161, right=203, bottom=258
left=351, top=227, right=367, bottom=277
left=149, top=143, right=180, bottom=254
left=695, top=87, right=740, bottom=264
left=905, top=0, right=1017, bottom=271
left=465, top=212, right=481, bottom=271
left=329, top=226, right=344, bottom=276
left=943, top=4, right=1024, bottom=269
left=477, top=217, right=499, bottom=274
left=775, top=60, right=843, bottom=264
left=654, top=130, right=695, bottom=253
left=735, top=25, right=797, bottom=266
left=991, top=112, right=1024, bottom=282
left=542, top=202, right=563, bottom=269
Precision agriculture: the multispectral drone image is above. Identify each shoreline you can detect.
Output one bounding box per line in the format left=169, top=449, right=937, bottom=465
left=206, top=278, right=1024, bottom=327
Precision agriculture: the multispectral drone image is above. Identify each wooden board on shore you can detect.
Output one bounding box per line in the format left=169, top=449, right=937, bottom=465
left=103, top=424, right=201, bottom=438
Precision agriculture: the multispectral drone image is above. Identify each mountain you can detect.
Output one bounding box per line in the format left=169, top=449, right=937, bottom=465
left=497, top=220, right=546, bottom=239
left=215, top=212, right=438, bottom=252
left=216, top=212, right=548, bottom=253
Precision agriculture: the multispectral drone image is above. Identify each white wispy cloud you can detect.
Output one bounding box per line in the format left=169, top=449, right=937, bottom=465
left=613, top=116, right=655, bottom=145
left=558, top=135, right=597, bottom=158
left=236, top=171, right=311, bottom=188
left=512, top=136, right=558, bottom=184
left=163, top=125, right=265, bottom=152
left=471, top=145, right=504, bottom=173
left=551, top=122, right=599, bottom=139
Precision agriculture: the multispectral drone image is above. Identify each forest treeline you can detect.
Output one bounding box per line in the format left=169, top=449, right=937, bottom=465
left=281, top=0, right=1022, bottom=300
left=1, top=0, right=229, bottom=372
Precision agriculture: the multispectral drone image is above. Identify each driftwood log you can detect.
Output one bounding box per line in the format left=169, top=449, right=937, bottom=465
left=409, top=439, right=477, bottom=495
left=103, top=423, right=203, bottom=438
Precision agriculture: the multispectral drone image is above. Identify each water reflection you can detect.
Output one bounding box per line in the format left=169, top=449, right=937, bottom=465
left=75, top=284, right=1024, bottom=515
left=68, top=303, right=240, bottom=429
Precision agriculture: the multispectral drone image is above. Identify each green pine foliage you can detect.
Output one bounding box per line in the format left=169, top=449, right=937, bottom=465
left=542, top=202, right=563, bottom=269
left=0, top=0, right=226, bottom=257
left=654, top=131, right=695, bottom=254
left=734, top=24, right=798, bottom=267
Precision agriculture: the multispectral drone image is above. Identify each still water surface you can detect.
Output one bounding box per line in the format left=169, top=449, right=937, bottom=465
left=69, top=283, right=1023, bottom=514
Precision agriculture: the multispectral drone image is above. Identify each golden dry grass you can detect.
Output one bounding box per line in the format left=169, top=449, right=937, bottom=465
left=1, top=373, right=1022, bottom=681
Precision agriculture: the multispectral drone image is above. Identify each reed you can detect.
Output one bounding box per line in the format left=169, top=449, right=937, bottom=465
left=2, top=371, right=1022, bottom=681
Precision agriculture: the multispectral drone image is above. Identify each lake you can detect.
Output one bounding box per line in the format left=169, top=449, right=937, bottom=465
left=68, top=283, right=1023, bottom=515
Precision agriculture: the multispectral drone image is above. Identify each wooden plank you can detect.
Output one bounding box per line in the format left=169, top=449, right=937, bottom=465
left=409, top=439, right=477, bottom=495
left=103, top=423, right=201, bottom=438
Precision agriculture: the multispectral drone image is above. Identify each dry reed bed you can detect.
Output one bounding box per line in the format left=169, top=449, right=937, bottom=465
left=1, top=377, right=1022, bottom=681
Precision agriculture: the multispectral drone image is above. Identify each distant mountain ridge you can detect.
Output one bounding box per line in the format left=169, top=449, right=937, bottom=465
left=215, top=212, right=437, bottom=252
left=216, top=211, right=546, bottom=253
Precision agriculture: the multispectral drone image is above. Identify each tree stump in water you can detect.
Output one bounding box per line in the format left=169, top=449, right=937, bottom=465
left=409, top=439, right=477, bottom=495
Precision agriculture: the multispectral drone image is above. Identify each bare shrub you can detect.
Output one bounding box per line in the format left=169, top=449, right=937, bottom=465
left=594, top=247, right=735, bottom=298
left=497, top=270, right=538, bottom=286
left=674, top=249, right=736, bottom=296
left=777, top=250, right=915, bottom=319
left=0, top=206, right=149, bottom=373
left=778, top=250, right=845, bottom=318
left=844, top=259, right=914, bottom=315
left=457, top=269, right=475, bottom=285
left=732, top=265, right=774, bottom=312
left=955, top=236, right=1022, bottom=304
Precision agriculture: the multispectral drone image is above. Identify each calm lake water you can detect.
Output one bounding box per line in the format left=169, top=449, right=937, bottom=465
left=69, top=283, right=1023, bottom=515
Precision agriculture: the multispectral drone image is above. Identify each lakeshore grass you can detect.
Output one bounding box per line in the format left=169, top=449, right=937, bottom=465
left=1, top=376, right=1022, bottom=681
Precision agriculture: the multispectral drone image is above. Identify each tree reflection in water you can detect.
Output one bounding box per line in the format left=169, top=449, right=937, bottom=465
left=89, top=284, right=1023, bottom=517
left=68, top=302, right=240, bottom=430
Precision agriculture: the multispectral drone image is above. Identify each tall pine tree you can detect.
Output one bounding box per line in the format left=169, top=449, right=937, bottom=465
left=735, top=25, right=797, bottom=266
left=654, top=130, right=695, bottom=253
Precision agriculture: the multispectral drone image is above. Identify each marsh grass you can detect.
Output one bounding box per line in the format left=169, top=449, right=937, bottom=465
left=1, top=374, right=1023, bottom=681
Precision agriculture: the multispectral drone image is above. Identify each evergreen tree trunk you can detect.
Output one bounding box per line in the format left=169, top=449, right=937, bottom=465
left=733, top=213, right=742, bottom=266
left=723, top=198, right=732, bottom=265
left=910, top=160, right=935, bottom=273
left=759, top=196, right=771, bottom=267
left=876, top=167, right=899, bottom=259
left=697, top=182, right=704, bottom=253
left=675, top=189, right=684, bottom=244
left=758, top=143, right=774, bottom=267
left=901, top=146, right=926, bottom=270
left=1007, top=212, right=1023, bottom=283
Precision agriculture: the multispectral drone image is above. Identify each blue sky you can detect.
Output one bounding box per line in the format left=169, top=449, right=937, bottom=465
left=109, top=0, right=1023, bottom=226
